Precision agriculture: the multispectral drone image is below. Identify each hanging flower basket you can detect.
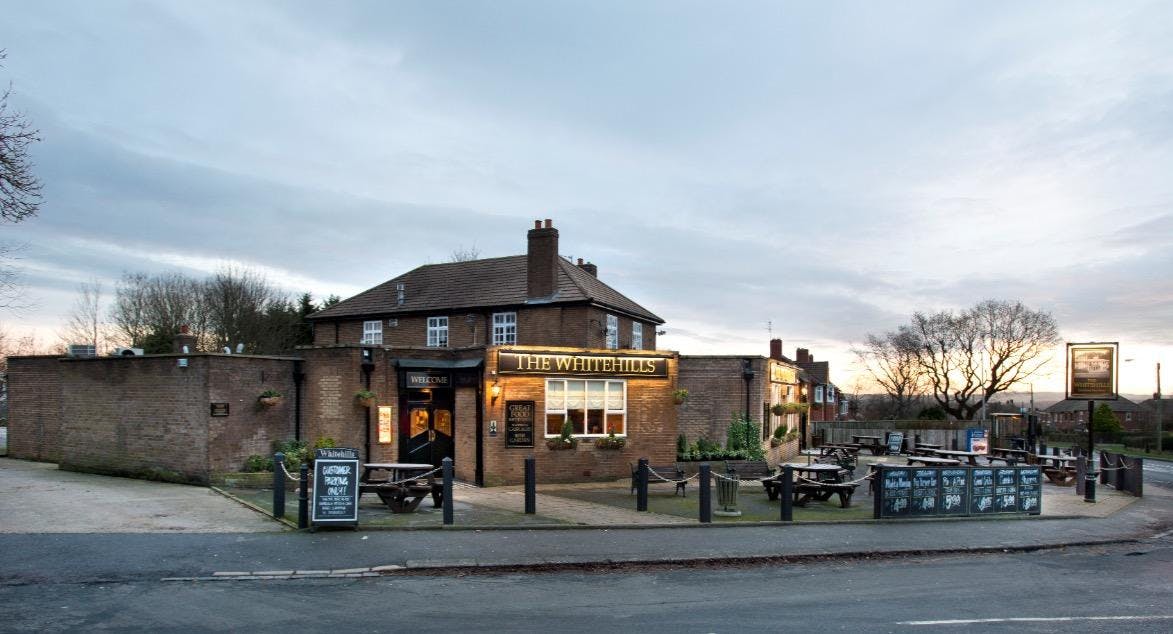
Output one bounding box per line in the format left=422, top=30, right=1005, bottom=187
left=258, top=390, right=283, bottom=407
left=672, top=388, right=689, bottom=405
left=355, top=390, right=376, bottom=408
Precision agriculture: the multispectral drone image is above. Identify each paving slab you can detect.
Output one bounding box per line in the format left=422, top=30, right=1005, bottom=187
left=0, top=458, right=285, bottom=533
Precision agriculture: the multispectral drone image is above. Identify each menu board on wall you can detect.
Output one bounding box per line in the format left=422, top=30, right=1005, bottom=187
left=910, top=468, right=939, bottom=516
left=939, top=468, right=969, bottom=516
left=311, top=447, right=360, bottom=526
left=879, top=468, right=912, bottom=517
left=505, top=400, right=535, bottom=448
left=875, top=466, right=1041, bottom=519
left=1018, top=467, right=1042, bottom=514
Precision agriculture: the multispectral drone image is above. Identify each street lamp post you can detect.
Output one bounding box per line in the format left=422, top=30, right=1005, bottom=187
left=1157, top=363, right=1163, bottom=454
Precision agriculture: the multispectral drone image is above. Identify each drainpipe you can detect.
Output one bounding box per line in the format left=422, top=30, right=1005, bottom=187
left=361, top=349, right=375, bottom=462
left=741, top=359, right=755, bottom=422
left=293, top=359, right=305, bottom=441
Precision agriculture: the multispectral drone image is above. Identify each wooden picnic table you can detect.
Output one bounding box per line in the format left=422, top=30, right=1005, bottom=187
left=930, top=449, right=982, bottom=466
left=360, top=463, right=441, bottom=512
left=851, top=435, right=888, bottom=455
left=914, top=442, right=942, bottom=450
left=777, top=463, right=857, bottom=508
left=907, top=455, right=962, bottom=467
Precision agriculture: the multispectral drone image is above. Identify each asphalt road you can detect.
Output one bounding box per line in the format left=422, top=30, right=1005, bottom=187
left=3, top=538, right=1170, bottom=633
left=1143, top=459, right=1173, bottom=489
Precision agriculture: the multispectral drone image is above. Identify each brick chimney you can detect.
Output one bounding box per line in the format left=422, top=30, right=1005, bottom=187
left=576, top=257, right=598, bottom=277
left=796, top=348, right=811, bottom=363
left=769, top=338, right=783, bottom=360
left=172, top=324, right=197, bottom=353
left=527, top=218, right=559, bottom=299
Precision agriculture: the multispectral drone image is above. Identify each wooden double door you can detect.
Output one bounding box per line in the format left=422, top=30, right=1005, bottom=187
left=399, top=389, right=454, bottom=469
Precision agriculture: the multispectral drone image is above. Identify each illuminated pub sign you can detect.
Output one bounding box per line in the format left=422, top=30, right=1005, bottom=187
left=769, top=362, right=796, bottom=384
left=497, top=351, right=669, bottom=378
left=1067, top=342, right=1118, bottom=400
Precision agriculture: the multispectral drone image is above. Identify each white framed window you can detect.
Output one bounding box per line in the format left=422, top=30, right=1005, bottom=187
left=426, top=316, right=448, bottom=347
left=827, top=386, right=835, bottom=402
left=492, top=312, right=517, bottom=345
left=362, top=320, right=383, bottom=345
left=605, top=314, right=618, bottom=349
left=814, top=385, right=824, bottom=403
left=545, top=378, right=626, bottom=437
left=631, top=322, right=643, bottom=350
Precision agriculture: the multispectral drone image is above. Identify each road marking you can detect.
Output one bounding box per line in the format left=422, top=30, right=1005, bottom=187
left=899, top=615, right=1173, bottom=626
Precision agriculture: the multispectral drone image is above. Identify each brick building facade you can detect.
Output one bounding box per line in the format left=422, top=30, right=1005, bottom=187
left=7, top=354, right=297, bottom=484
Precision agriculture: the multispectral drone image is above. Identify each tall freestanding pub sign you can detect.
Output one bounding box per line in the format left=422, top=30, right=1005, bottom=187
left=1065, top=342, right=1118, bottom=504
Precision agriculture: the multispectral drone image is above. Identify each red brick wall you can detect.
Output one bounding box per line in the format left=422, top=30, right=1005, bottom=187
left=478, top=346, right=678, bottom=485
left=40, top=355, right=297, bottom=483
left=676, top=356, right=768, bottom=446
left=6, top=356, right=64, bottom=462
left=313, top=305, right=658, bottom=351
left=300, top=347, right=371, bottom=457
left=205, top=357, right=297, bottom=473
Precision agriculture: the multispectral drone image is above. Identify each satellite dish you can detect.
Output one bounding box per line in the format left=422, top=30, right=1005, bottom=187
left=235, top=343, right=244, bottom=354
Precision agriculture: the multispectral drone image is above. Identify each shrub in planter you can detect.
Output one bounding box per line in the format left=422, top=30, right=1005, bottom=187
left=546, top=419, right=578, bottom=450
left=672, top=388, right=689, bottom=405
left=243, top=454, right=273, bottom=472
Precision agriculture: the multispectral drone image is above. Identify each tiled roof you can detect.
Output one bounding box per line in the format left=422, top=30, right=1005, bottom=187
left=1045, top=397, right=1140, bottom=413
left=796, top=361, right=829, bottom=384
left=309, top=255, right=663, bottom=323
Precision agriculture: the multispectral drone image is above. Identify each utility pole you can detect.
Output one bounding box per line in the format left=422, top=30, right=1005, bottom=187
left=1158, top=362, right=1163, bottom=454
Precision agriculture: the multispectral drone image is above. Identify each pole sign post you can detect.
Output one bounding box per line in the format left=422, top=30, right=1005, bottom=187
left=1066, top=342, right=1118, bottom=504
left=311, top=447, right=360, bottom=528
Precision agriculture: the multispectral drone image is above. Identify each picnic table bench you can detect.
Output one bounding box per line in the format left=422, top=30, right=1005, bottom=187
left=1042, top=466, right=1078, bottom=486
left=631, top=463, right=687, bottom=497
left=725, top=460, right=785, bottom=500
left=852, top=435, right=887, bottom=455
left=360, top=463, right=443, bottom=511
left=780, top=463, right=857, bottom=508
left=361, top=481, right=433, bottom=513
left=907, top=456, right=962, bottom=467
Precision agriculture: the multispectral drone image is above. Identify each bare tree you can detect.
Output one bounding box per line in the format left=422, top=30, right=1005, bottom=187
left=110, top=272, right=206, bottom=352
left=853, top=329, right=924, bottom=418
left=59, top=280, right=106, bottom=353
left=202, top=266, right=297, bottom=354
left=449, top=243, right=481, bottom=262
left=0, top=50, right=41, bottom=224
left=896, top=300, right=1059, bottom=420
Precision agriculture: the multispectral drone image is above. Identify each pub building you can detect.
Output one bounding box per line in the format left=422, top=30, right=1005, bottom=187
left=676, top=339, right=845, bottom=461
left=302, top=219, right=679, bottom=486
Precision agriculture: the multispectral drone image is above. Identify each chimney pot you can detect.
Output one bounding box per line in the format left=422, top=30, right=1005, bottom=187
left=534, top=220, right=542, bottom=229
left=577, top=258, right=583, bottom=265
left=544, top=218, right=552, bottom=229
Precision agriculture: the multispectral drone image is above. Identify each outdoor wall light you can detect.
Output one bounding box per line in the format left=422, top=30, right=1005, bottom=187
left=490, top=382, right=502, bottom=402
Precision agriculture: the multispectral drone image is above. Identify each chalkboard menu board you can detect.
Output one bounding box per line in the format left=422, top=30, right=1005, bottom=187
left=1018, top=467, right=1041, bottom=513
left=879, top=468, right=912, bottom=516
left=505, top=400, right=535, bottom=448
left=970, top=468, right=995, bottom=514
left=885, top=432, right=905, bottom=455
left=940, top=468, right=969, bottom=516
left=311, top=447, right=360, bottom=526
left=910, top=468, right=938, bottom=516
left=875, top=465, right=1041, bottom=519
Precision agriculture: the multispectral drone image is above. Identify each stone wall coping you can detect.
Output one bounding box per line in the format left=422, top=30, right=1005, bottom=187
left=51, top=353, right=303, bottom=362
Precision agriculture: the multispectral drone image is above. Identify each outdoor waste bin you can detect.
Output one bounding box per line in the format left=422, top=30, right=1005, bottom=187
left=715, top=474, right=741, bottom=517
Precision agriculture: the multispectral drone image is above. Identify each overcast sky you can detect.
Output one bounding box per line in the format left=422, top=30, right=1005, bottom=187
left=1, top=1, right=1170, bottom=397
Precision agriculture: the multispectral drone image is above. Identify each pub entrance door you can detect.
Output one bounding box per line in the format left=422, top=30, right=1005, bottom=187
left=399, top=388, right=455, bottom=469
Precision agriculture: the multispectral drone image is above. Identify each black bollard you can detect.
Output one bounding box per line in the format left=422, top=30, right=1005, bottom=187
left=780, top=465, right=793, bottom=522
left=524, top=455, right=536, bottom=514
left=637, top=458, right=649, bottom=512
left=297, top=463, right=309, bottom=529
left=1085, top=400, right=1096, bottom=503
left=699, top=464, right=712, bottom=523
left=273, top=452, right=285, bottom=519
left=442, top=457, right=454, bottom=525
